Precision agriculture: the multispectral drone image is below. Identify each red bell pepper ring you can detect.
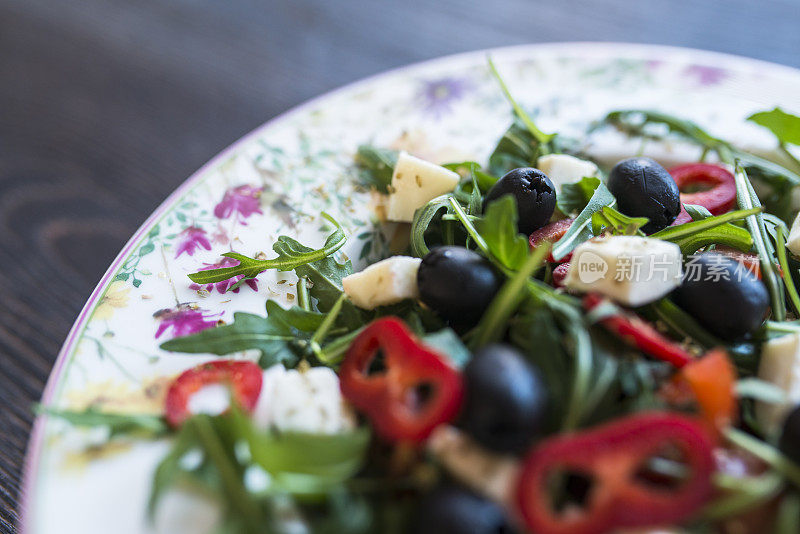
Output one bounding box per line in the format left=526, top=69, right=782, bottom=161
left=516, top=412, right=716, bottom=534
left=583, top=294, right=693, bottom=368
left=531, top=218, right=574, bottom=262
left=669, top=163, right=737, bottom=217
left=165, top=360, right=263, bottom=427
left=340, top=317, right=463, bottom=443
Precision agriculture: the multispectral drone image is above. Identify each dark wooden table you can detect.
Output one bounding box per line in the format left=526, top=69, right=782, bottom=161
left=1, top=0, right=798, bottom=530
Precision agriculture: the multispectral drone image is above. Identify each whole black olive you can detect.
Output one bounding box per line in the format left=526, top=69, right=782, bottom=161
left=417, top=246, right=503, bottom=326
left=607, top=157, right=681, bottom=233
left=413, top=486, right=516, bottom=534
left=671, top=253, right=769, bottom=341
left=483, top=167, right=556, bottom=234
left=459, top=344, right=547, bottom=454
left=779, top=405, right=800, bottom=464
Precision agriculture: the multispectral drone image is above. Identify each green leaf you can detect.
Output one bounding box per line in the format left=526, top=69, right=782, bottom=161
left=232, top=409, right=370, bottom=495
left=114, top=272, right=130, bottom=282
left=683, top=204, right=713, bottom=220
left=470, top=242, right=550, bottom=348
left=551, top=181, right=616, bottom=261
left=38, top=406, right=168, bottom=438
left=421, top=329, right=472, bottom=369
left=160, top=311, right=301, bottom=367
left=591, top=206, right=647, bottom=236
left=603, top=109, right=726, bottom=149
left=748, top=107, right=800, bottom=147
left=293, top=246, right=364, bottom=331
left=410, top=194, right=453, bottom=257
left=649, top=207, right=760, bottom=254
left=187, top=213, right=346, bottom=286
left=264, top=300, right=326, bottom=332
left=475, top=195, right=529, bottom=270
left=354, top=145, right=398, bottom=193
left=487, top=116, right=542, bottom=177
left=487, top=57, right=555, bottom=145
left=557, top=176, right=601, bottom=215
left=734, top=164, right=786, bottom=321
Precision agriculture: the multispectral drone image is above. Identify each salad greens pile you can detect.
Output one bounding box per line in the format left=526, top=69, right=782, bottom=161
left=42, top=60, right=800, bottom=534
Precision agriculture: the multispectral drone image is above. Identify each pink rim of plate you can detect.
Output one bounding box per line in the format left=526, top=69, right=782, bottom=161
left=19, top=41, right=800, bottom=532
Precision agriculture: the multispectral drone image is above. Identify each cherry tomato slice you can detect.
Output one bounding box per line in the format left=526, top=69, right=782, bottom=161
left=165, top=360, right=263, bottom=427
left=531, top=218, right=574, bottom=262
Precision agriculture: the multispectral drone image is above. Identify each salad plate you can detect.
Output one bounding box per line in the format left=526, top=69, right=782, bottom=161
left=21, top=42, right=800, bottom=534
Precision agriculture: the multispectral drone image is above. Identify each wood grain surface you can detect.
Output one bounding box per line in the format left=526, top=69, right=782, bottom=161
left=0, top=0, right=798, bottom=530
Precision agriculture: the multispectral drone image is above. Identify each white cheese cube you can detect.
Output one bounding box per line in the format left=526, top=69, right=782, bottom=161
left=386, top=151, right=459, bottom=222
left=342, top=256, right=421, bottom=309
left=756, top=333, right=800, bottom=436
left=564, top=235, right=683, bottom=307
left=537, top=153, right=599, bottom=191
left=252, top=365, right=355, bottom=434
left=427, top=426, right=519, bottom=507
left=787, top=211, right=800, bottom=257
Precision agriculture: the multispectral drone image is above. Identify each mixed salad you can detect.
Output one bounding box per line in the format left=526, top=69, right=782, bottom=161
left=44, top=60, right=800, bottom=534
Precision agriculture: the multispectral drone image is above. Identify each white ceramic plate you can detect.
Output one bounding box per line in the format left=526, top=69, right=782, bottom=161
left=20, top=42, right=800, bottom=533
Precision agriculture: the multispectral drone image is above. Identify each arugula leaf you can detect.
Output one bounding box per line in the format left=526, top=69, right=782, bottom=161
left=354, top=145, right=398, bottom=193
left=487, top=57, right=555, bottom=145
left=160, top=311, right=301, bottom=368
left=470, top=243, right=550, bottom=348
left=232, top=409, right=370, bottom=495
left=592, top=206, right=647, bottom=236
left=475, top=195, right=529, bottom=270
left=734, top=163, right=786, bottom=320
left=188, top=213, right=346, bottom=286
left=748, top=107, right=800, bottom=147
left=551, top=181, right=616, bottom=261
left=557, top=176, right=601, bottom=215
left=410, top=194, right=453, bottom=257
left=487, top=116, right=542, bottom=177
left=150, top=414, right=267, bottom=533
left=649, top=207, right=760, bottom=254
left=684, top=203, right=713, bottom=220
left=421, top=328, right=472, bottom=369
left=38, top=406, right=168, bottom=438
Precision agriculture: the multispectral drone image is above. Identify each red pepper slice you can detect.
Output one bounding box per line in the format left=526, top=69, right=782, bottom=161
left=516, top=412, right=715, bottom=534
left=670, top=163, right=737, bottom=217
left=340, top=317, right=463, bottom=443
left=531, top=218, right=574, bottom=262
left=165, top=360, right=263, bottom=427
left=583, top=294, right=693, bottom=368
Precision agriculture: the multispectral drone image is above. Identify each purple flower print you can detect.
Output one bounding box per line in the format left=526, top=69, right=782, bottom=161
left=417, top=76, right=470, bottom=117
left=189, top=257, right=259, bottom=294
left=685, top=64, right=728, bottom=86
left=175, top=226, right=212, bottom=258
left=214, top=185, right=263, bottom=223
left=154, top=305, right=221, bottom=339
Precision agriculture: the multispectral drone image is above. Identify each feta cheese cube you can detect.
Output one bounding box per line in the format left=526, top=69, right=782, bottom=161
left=386, top=151, right=459, bottom=222
left=342, top=256, right=421, bottom=309
left=787, top=211, right=800, bottom=257
left=756, top=332, right=800, bottom=436
left=252, top=365, right=355, bottom=434
left=564, top=235, right=683, bottom=307
left=537, top=153, right=599, bottom=191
